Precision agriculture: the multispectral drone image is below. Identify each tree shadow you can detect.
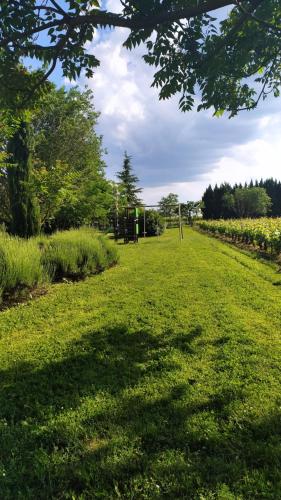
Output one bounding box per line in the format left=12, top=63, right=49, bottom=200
left=47, top=383, right=281, bottom=499
left=70, top=388, right=281, bottom=499
left=0, top=324, right=280, bottom=498
left=0, top=326, right=176, bottom=423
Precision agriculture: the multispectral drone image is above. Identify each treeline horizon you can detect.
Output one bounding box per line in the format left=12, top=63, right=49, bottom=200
left=202, top=179, right=281, bottom=220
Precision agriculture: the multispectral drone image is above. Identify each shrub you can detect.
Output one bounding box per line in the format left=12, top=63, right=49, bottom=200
left=139, top=210, right=165, bottom=237
left=41, top=229, right=118, bottom=280
left=98, top=235, right=119, bottom=266
left=0, top=233, right=45, bottom=302
left=0, top=228, right=118, bottom=304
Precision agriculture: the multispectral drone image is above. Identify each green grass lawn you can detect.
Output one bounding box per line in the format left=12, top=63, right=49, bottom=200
left=1, top=228, right=281, bottom=499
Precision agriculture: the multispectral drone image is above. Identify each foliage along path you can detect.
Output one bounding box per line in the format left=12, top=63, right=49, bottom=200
left=1, top=228, right=281, bottom=499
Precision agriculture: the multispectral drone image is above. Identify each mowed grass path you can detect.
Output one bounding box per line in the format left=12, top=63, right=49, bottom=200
left=1, top=228, right=281, bottom=499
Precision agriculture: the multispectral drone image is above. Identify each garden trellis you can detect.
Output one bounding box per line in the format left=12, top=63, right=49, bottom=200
left=115, top=204, right=184, bottom=244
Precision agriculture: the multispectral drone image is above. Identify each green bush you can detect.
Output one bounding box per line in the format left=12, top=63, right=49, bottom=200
left=0, top=233, right=45, bottom=302
left=41, top=229, right=118, bottom=280
left=98, top=235, right=119, bottom=266
left=139, top=210, right=165, bottom=237
left=0, top=228, right=118, bottom=304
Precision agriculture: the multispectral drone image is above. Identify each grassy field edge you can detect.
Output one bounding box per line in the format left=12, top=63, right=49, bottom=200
left=0, top=228, right=281, bottom=498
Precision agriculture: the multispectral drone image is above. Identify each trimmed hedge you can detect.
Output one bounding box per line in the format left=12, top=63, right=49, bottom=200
left=0, top=229, right=118, bottom=304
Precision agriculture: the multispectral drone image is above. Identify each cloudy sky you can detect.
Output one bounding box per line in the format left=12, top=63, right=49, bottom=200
left=67, top=0, right=281, bottom=204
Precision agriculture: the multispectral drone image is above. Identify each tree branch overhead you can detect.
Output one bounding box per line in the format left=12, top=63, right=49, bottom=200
left=0, top=0, right=280, bottom=116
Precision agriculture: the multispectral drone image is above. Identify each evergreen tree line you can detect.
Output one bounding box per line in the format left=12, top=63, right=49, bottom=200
left=202, top=179, right=281, bottom=219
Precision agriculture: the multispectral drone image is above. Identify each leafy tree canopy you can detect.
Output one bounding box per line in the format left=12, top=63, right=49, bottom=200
left=182, top=201, right=202, bottom=219
left=158, top=193, right=179, bottom=216
left=0, top=1, right=280, bottom=116
left=32, top=86, right=112, bottom=230
left=33, top=86, right=103, bottom=172
left=232, top=186, right=271, bottom=218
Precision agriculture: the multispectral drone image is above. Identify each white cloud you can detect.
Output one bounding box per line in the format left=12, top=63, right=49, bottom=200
left=104, top=0, right=123, bottom=14
left=208, top=134, right=281, bottom=187
left=142, top=182, right=205, bottom=204
left=77, top=12, right=281, bottom=204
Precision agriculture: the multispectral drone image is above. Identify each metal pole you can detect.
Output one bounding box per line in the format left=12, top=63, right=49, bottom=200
left=181, top=204, right=184, bottom=240
left=178, top=203, right=181, bottom=241
left=116, top=191, right=118, bottom=224
left=143, top=207, right=146, bottom=238
left=115, top=184, right=119, bottom=241
left=179, top=203, right=183, bottom=241
left=135, top=207, right=139, bottom=243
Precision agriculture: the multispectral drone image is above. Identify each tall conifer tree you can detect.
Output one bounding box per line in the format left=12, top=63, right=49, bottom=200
left=7, top=120, right=40, bottom=237
left=117, top=152, right=142, bottom=206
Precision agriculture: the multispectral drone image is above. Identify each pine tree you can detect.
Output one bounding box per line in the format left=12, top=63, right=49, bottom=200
left=116, top=152, right=142, bottom=206
left=7, top=120, right=40, bottom=237
left=202, top=185, right=215, bottom=219
left=220, top=183, right=235, bottom=219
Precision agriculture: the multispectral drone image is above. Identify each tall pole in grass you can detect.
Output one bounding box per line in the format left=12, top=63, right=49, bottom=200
left=178, top=203, right=183, bottom=242
left=114, top=183, right=119, bottom=241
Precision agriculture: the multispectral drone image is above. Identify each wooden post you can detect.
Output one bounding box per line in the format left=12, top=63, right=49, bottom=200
left=179, top=203, right=184, bottom=241
left=135, top=207, right=139, bottom=243
left=115, top=184, right=119, bottom=241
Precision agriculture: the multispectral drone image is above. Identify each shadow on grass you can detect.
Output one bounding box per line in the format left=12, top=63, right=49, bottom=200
left=0, top=324, right=281, bottom=498
left=0, top=326, right=171, bottom=422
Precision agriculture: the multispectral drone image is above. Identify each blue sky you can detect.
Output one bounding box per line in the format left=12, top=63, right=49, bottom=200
left=43, top=1, right=281, bottom=203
